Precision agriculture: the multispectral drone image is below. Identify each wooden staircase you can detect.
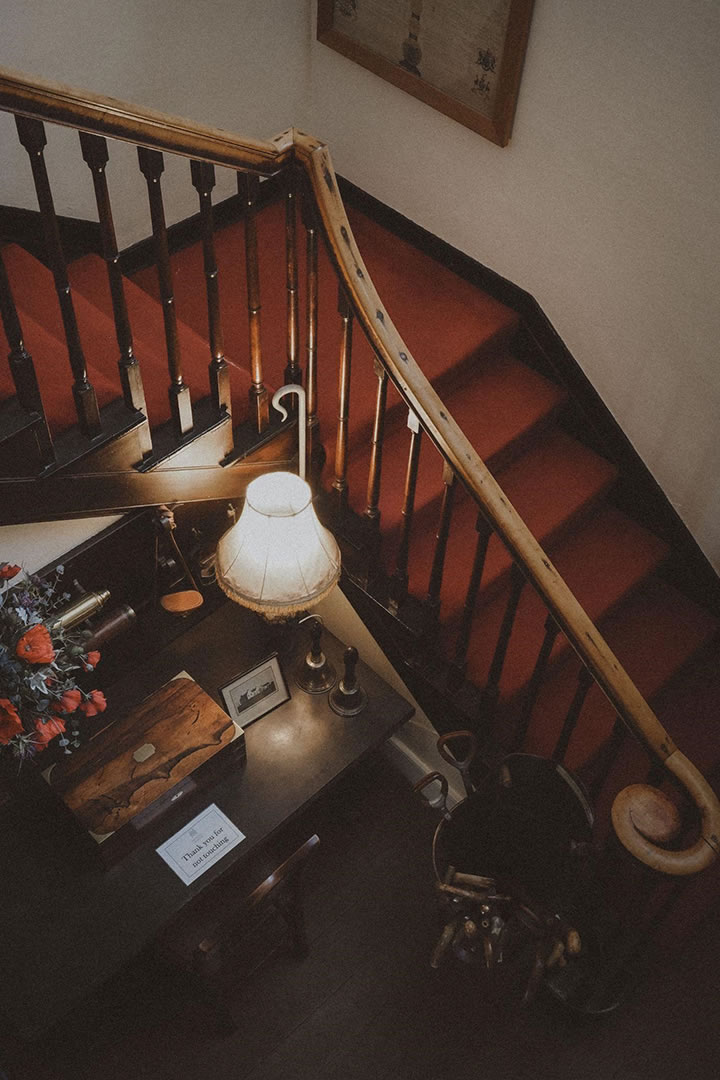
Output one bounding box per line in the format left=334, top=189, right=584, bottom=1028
left=1, top=69, right=719, bottom=988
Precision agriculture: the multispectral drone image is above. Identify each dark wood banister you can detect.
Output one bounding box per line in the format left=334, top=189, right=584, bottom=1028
left=0, top=66, right=717, bottom=875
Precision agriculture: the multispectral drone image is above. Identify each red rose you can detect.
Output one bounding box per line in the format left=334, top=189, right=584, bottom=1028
left=52, top=689, right=82, bottom=715
left=33, top=715, right=66, bottom=752
left=0, top=564, right=21, bottom=580
left=15, top=624, right=55, bottom=665
left=82, top=650, right=101, bottom=671
left=0, top=699, right=23, bottom=745
left=79, top=690, right=107, bottom=717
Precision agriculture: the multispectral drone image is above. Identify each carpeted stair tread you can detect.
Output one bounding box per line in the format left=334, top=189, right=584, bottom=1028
left=588, top=645, right=720, bottom=862
left=652, top=646, right=720, bottom=777
left=3, top=243, right=137, bottom=387
left=0, top=307, right=119, bottom=435
left=131, top=200, right=294, bottom=396
left=387, top=427, right=618, bottom=606
left=523, top=579, right=719, bottom=770
left=3, top=244, right=223, bottom=434
left=130, top=202, right=520, bottom=445
left=343, top=205, right=519, bottom=366
left=449, top=503, right=670, bottom=699
left=68, top=254, right=255, bottom=428
left=340, top=350, right=567, bottom=512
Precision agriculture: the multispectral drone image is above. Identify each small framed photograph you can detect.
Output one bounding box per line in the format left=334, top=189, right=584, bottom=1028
left=219, top=653, right=290, bottom=729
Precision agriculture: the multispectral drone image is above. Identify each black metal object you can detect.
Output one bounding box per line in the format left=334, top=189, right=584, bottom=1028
left=295, top=616, right=337, bottom=694
left=415, top=733, right=614, bottom=1011
left=329, top=645, right=367, bottom=716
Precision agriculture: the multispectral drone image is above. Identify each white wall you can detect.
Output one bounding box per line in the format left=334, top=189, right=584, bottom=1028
left=0, top=0, right=312, bottom=247
left=308, top=0, right=720, bottom=571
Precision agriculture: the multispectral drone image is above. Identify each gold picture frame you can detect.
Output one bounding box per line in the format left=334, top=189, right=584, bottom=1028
left=317, top=0, right=535, bottom=147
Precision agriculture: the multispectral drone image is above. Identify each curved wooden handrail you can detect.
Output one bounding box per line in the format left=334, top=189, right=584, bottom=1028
left=0, top=67, right=292, bottom=174
left=0, top=68, right=716, bottom=872
left=294, top=133, right=720, bottom=876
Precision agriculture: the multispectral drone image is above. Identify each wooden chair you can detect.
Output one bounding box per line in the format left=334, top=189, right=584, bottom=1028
left=153, top=834, right=320, bottom=1033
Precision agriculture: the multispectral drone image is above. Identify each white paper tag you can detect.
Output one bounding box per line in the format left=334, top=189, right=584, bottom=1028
left=156, top=803, right=245, bottom=885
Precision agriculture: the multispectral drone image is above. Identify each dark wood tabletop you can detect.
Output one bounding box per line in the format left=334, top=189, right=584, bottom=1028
left=0, top=601, right=414, bottom=1039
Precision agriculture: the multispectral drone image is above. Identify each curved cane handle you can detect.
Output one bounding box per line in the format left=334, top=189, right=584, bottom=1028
left=272, top=383, right=306, bottom=480
left=436, top=730, right=477, bottom=796
left=612, top=751, right=720, bottom=875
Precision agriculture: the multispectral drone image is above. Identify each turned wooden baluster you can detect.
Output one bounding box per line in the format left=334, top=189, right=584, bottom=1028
left=482, top=562, right=526, bottom=719
left=79, top=131, right=151, bottom=456
left=137, top=146, right=193, bottom=437
left=332, top=288, right=353, bottom=513
left=284, top=169, right=300, bottom=388
left=15, top=115, right=101, bottom=437
left=0, top=248, right=54, bottom=465
left=552, top=664, right=594, bottom=763
left=389, top=410, right=423, bottom=608
left=302, top=191, right=320, bottom=472
left=512, top=613, right=561, bottom=750
left=426, top=461, right=457, bottom=614
left=452, top=512, right=493, bottom=676
left=238, top=172, right=269, bottom=431
left=364, top=357, right=388, bottom=524
left=190, top=160, right=231, bottom=420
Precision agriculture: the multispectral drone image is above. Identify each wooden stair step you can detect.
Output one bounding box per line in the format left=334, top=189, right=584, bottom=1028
left=0, top=395, right=51, bottom=476
left=340, top=350, right=567, bottom=511
left=523, top=578, right=719, bottom=771
left=69, top=254, right=257, bottom=427
left=384, top=427, right=618, bottom=606
left=0, top=309, right=118, bottom=435
left=446, top=503, right=670, bottom=699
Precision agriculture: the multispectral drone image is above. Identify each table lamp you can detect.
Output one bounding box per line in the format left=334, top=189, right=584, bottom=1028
left=215, top=469, right=340, bottom=619
left=216, top=382, right=340, bottom=637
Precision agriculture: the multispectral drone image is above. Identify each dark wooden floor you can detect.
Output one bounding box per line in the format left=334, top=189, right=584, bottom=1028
left=2, top=752, right=719, bottom=1080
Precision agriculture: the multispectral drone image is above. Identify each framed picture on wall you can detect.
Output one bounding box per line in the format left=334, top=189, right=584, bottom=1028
left=317, top=0, right=535, bottom=147
left=219, top=653, right=290, bottom=729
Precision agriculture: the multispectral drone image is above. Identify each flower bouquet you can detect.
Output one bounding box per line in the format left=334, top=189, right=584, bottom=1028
left=0, top=562, right=106, bottom=764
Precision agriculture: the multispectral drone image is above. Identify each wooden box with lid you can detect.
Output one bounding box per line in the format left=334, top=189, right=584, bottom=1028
left=46, top=674, right=246, bottom=865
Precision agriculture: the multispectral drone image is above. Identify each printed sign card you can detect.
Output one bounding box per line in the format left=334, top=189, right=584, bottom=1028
left=156, top=803, right=245, bottom=885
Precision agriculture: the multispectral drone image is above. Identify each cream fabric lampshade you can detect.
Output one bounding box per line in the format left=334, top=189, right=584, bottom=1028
left=216, top=472, right=341, bottom=618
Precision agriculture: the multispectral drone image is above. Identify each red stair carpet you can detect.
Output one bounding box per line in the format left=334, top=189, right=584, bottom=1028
left=2, top=198, right=719, bottom=936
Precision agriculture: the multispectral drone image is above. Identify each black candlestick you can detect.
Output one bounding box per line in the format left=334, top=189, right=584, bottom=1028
left=295, top=616, right=336, bottom=694
left=329, top=646, right=368, bottom=716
